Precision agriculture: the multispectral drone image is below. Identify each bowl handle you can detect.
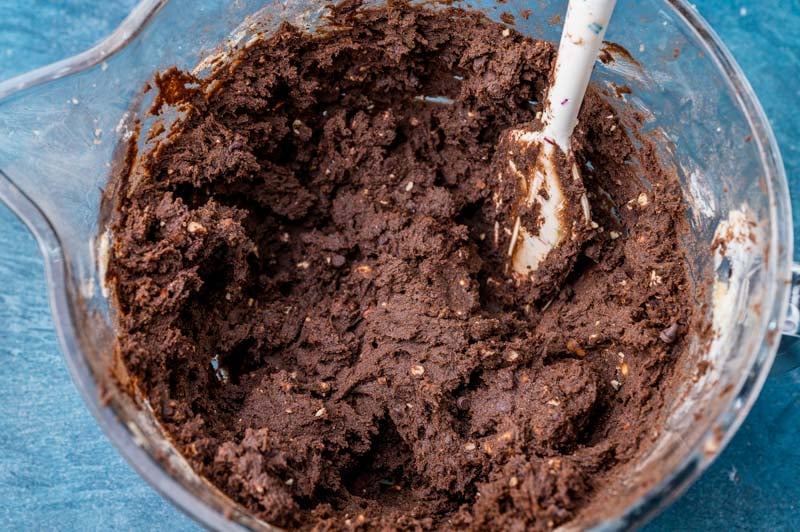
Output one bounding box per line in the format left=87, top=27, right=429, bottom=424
left=773, top=262, right=800, bottom=374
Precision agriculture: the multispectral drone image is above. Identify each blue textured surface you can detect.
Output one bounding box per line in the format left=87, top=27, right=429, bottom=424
left=0, top=1, right=798, bottom=530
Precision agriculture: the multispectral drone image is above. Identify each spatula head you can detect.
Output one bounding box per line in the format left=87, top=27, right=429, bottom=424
left=490, top=128, right=593, bottom=298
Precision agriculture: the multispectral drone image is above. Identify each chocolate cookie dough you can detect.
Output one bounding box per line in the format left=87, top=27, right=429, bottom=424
left=107, top=3, right=693, bottom=530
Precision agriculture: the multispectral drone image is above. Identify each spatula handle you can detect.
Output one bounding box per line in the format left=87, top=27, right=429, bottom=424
left=542, top=0, right=617, bottom=152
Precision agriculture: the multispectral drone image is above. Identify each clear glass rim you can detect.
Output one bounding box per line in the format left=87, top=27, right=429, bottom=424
left=589, top=1, right=793, bottom=528
left=0, top=1, right=791, bottom=530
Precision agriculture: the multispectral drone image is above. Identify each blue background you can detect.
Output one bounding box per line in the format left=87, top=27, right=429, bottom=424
left=0, top=1, right=798, bottom=530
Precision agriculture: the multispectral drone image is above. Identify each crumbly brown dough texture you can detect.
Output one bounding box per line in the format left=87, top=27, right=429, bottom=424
left=108, top=3, right=692, bottom=530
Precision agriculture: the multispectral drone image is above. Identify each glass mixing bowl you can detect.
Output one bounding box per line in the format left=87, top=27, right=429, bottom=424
left=0, top=0, right=795, bottom=529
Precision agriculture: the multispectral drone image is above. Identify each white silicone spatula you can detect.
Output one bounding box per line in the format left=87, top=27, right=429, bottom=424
left=505, top=0, right=617, bottom=279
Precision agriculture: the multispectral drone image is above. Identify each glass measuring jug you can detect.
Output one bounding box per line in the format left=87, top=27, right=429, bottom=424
left=0, top=0, right=795, bottom=529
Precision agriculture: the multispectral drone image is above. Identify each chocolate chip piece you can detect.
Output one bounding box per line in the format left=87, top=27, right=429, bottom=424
left=659, top=322, right=679, bottom=344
